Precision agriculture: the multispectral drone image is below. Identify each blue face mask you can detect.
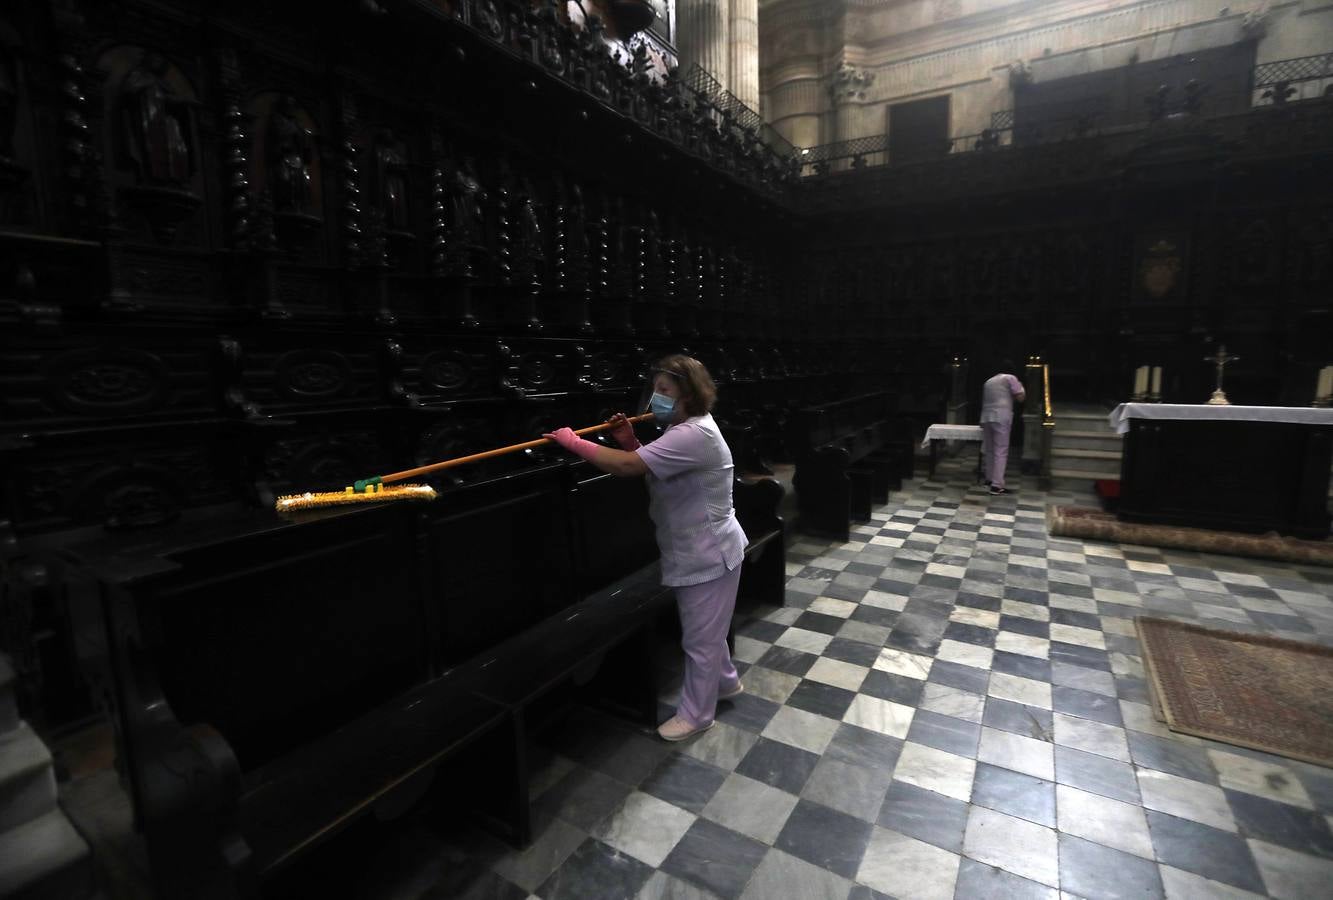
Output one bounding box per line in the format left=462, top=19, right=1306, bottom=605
left=649, top=391, right=676, bottom=423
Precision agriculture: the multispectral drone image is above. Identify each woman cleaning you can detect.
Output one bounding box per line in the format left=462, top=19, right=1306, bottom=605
left=544, top=354, right=748, bottom=741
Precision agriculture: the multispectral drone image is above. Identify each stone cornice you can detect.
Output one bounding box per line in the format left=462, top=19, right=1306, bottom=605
left=840, top=0, right=1273, bottom=63
left=831, top=0, right=1272, bottom=101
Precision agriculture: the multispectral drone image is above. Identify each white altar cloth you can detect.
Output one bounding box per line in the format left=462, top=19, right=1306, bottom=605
left=1109, top=403, right=1333, bottom=435
left=921, top=424, right=984, bottom=448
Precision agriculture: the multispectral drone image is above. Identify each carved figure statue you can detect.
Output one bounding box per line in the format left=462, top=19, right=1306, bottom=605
left=449, top=158, right=486, bottom=277
left=267, top=95, right=314, bottom=214
left=376, top=137, right=409, bottom=230
left=121, top=51, right=191, bottom=184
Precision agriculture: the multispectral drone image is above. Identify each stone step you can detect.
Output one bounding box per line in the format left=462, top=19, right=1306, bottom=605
left=1050, top=430, right=1124, bottom=452
left=1050, top=467, right=1121, bottom=484
left=1050, top=472, right=1125, bottom=493
left=0, top=655, right=16, bottom=737
left=1054, top=412, right=1117, bottom=435
left=0, top=723, right=57, bottom=834
left=1050, top=449, right=1122, bottom=474
left=0, top=808, right=94, bottom=900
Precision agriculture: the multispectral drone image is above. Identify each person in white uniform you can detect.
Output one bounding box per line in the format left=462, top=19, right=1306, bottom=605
left=980, top=361, right=1026, bottom=495
left=543, top=355, right=748, bottom=741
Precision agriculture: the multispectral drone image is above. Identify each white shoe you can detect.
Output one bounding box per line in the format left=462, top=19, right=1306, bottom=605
left=657, top=715, right=714, bottom=742
left=719, top=681, right=745, bottom=701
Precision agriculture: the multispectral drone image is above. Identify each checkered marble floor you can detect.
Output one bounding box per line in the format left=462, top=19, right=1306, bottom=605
left=384, top=457, right=1333, bottom=900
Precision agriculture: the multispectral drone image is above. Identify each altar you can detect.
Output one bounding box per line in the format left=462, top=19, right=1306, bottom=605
left=1110, top=404, right=1333, bottom=540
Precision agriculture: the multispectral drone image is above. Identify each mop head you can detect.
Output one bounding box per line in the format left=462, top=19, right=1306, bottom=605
left=275, top=483, right=438, bottom=514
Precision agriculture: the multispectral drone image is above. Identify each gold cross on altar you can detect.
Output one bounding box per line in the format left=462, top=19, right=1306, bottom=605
left=1204, top=344, right=1238, bottom=405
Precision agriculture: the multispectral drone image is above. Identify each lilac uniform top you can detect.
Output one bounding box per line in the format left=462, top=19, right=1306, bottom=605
left=635, top=413, right=749, bottom=587
left=980, top=373, right=1024, bottom=425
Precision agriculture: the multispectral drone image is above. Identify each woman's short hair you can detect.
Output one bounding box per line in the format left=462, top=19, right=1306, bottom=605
left=653, top=354, right=717, bottom=417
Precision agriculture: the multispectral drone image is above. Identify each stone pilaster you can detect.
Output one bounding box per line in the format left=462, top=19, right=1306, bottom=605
left=828, top=62, right=874, bottom=144
left=728, top=0, right=759, bottom=109
left=677, top=0, right=730, bottom=90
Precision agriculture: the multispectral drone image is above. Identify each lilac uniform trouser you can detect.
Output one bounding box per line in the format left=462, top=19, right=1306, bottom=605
left=981, top=420, right=1011, bottom=488
left=675, top=564, right=742, bottom=728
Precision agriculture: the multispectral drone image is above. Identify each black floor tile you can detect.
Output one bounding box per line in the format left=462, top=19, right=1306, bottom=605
left=875, top=578, right=918, bottom=596
left=736, top=619, right=788, bottom=643
left=822, top=582, right=869, bottom=602
left=756, top=646, right=818, bottom=678
left=786, top=680, right=857, bottom=721
left=954, top=857, right=1058, bottom=900
left=1049, top=642, right=1112, bottom=672
left=1054, top=745, right=1139, bottom=805
left=660, top=819, right=767, bottom=900
left=845, top=561, right=885, bottom=577
left=534, top=767, right=634, bottom=831
left=1225, top=789, right=1333, bottom=859
left=775, top=799, right=875, bottom=880
left=1145, top=810, right=1266, bottom=894
left=904, top=595, right=954, bottom=618
left=639, top=753, right=729, bottom=815
left=926, top=659, right=990, bottom=694
left=906, top=709, right=981, bottom=757
left=983, top=696, right=1053, bottom=740
left=795, top=611, right=848, bottom=636
left=956, top=592, right=1004, bottom=612
left=714, top=692, right=781, bottom=734
left=999, top=616, right=1050, bottom=639
left=859, top=669, right=927, bottom=707
left=1058, top=832, right=1164, bottom=900
left=1050, top=608, right=1102, bottom=630
left=1049, top=582, right=1095, bottom=600
left=852, top=605, right=901, bottom=628
left=1005, top=586, right=1050, bottom=605
left=1250, top=611, right=1316, bottom=633
left=971, top=762, right=1056, bottom=827
left=1125, top=731, right=1219, bottom=785
left=876, top=779, right=969, bottom=854
left=538, top=838, right=655, bottom=900
left=822, top=637, right=882, bottom=668
left=1113, top=674, right=1151, bottom=703
left=1052, top=685, right=1123, bottom=727
left=825, top=723, right=904, bottom=772
left=991, top=651, right=1052, bottom=683
left=735, top=736, right=821, bottom=795
left=885, top=628, right=941, bottom=656
left=943, top=621, right=998, bottom=647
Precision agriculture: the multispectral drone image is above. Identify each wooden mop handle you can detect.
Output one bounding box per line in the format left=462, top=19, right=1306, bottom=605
left=380, top=412, right=656, bottom=484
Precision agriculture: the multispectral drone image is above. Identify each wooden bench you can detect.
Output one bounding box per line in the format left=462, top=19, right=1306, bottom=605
left=66, top=454, right=784, bottom=899
left=786, top=392, right=913, bottom=541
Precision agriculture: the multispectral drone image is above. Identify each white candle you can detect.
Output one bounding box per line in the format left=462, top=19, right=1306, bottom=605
left=1317, top=366, right=1333, bottom=400
left=1150, top=367, right=1162, bottom=396
left=1133, top=366, right=1148, bottom=398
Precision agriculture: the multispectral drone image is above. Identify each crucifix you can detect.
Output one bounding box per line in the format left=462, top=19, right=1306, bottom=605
left=1204, top=344, right=1238, bottom=405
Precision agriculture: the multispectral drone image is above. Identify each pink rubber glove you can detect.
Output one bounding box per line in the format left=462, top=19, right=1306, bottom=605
left=543, top=426, right=601, bottom=462
left=607, top=413, right=641, bottom=450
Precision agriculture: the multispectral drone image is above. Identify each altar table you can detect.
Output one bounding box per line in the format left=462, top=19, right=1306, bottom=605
left=1109, top=404, right=1333, bottom=539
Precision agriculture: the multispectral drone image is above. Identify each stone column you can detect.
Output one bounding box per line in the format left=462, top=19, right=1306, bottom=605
left=728, top=0, right=758, bottom=110
left=828, top=63, right=874, bottom=145
left=677, top=0, right=730, bottom=90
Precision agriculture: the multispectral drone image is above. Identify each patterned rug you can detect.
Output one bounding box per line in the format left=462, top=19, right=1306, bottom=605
left=1047, top=505, right=1333, bottom=567
left=1136, top=617, right=1333, bottom=768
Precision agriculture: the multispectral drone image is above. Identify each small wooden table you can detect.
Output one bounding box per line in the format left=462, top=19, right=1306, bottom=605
left=921, top=424, right=985, bottom=480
